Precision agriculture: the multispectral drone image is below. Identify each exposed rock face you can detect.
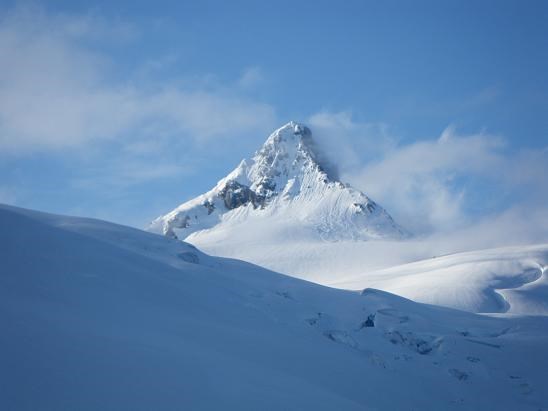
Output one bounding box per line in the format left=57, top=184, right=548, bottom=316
left=202, top=200, right=215, bottom=215
left=148, top=121, right=407, bottom=241
left=219, top=181, right=263, bottom=210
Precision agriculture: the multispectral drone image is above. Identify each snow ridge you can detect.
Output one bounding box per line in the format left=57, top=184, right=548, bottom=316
left=149, top=121, right=406, bottom=241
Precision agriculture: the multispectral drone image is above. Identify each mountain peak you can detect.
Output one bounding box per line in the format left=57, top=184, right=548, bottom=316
left=149, top=122, right=407, bottom=241
left=260, top=121, right=313, bottom=155
left=255, top=120, right=337, bottom=181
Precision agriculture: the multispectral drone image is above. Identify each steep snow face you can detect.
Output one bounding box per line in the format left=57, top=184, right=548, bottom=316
left=2, top=204, right=548, bottom=410
left=149, top=121, right=405, bottom=241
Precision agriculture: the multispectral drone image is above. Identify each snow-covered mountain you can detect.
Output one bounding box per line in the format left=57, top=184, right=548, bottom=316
left=146, top=122, right=548, bottom=319
left=149, top=121, right=406, bottom=241
left=2, top=204, right=548, bottom=410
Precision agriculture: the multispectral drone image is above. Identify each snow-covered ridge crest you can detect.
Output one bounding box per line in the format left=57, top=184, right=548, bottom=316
left=149, top=121, right=406, bottom=241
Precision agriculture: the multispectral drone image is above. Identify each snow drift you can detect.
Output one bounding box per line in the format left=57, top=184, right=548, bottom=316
left=1, top=204, right=548, bottom=410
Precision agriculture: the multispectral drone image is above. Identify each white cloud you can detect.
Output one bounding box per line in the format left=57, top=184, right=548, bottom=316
left=72, top=160, right=190, bottom=190
left=308, top=111, right=396, bottom=169
left=346, top=126, right=506, bottom=233
left=307, top=111, right=548, bottom=236
left=430, top=205, right=548, bottom=252
left=143, top=89, right=275, bottom=140
left=0, top=6, right=276, bottom=153
left=238, top=66, right=264, bottom=89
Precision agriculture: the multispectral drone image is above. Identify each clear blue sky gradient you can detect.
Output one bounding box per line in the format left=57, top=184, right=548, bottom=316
left=1, top=0, right=547, bottom=230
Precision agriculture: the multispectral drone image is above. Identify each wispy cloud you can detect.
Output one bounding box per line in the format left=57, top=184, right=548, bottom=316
left=308, top=111, right=548, bottom=237
left=0, top=5, right=276, bottom=154
left=308, top=110, right=397, bottom=169
left=237, top=66, right=264, bottom=89
left=350, top=126, right=506, bottom=233
left=72, top=161, right=190, bottom=190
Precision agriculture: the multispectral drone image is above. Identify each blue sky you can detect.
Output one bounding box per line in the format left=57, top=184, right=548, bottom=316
left=1, top=1, right=547, bottom=235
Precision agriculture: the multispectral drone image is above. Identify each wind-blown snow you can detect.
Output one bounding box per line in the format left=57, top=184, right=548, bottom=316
left=1, top=204, right=548, bottom=410
left=149, top=121, right=405, bottom=241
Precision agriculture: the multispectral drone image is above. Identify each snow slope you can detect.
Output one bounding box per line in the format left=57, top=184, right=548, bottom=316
left=149, top=121, right=405, bottom=241
left=1, top=204, right=548, bottom=410
left=192, top=227, right=548, bottom=316
left=333, top=245, right=548, bottom=315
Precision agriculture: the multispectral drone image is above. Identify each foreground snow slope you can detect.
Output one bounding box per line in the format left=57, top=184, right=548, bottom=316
left=2, top=204, right=548, bottom=410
